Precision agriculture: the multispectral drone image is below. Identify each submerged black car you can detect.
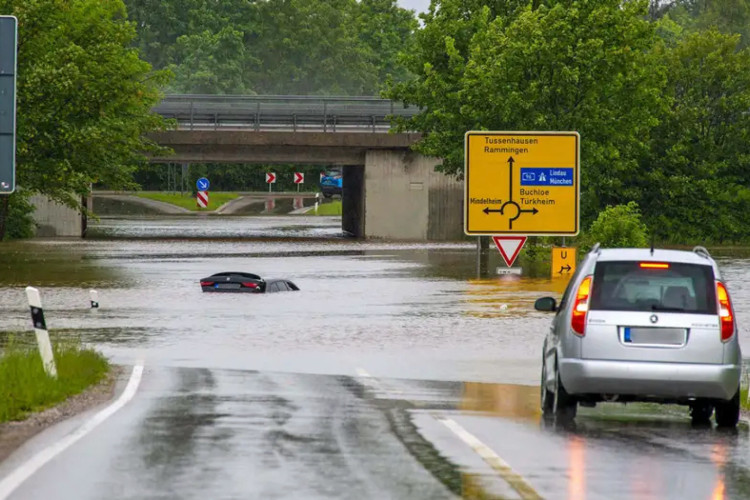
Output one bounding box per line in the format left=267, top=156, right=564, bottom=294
left=200, top=272, right=299, bottom=293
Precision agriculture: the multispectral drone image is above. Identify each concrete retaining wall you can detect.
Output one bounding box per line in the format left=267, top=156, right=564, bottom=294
left=29, top=195, right=83, bottom=237
left=364, top=151, right=463, bottom=240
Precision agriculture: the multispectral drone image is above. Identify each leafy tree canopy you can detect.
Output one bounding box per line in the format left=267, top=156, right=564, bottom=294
left=124, top=0, right=418, bottom=95
left=1, top=0, right=170, bottom=207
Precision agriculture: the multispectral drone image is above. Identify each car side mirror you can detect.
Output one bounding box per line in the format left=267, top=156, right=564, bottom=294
left=534, top=297, right=557, bottom=312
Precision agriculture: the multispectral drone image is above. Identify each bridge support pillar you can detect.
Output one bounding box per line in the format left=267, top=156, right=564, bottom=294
left=364, top=150, right=463, bottom=240
left=342, top=165, right=365, bottom=237
left=29, top=194, right=84, bottom=237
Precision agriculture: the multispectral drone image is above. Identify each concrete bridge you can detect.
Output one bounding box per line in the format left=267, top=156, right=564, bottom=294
left=30, top=96, right=463, bottom=240
left=149, top=95, right=463, bottom=240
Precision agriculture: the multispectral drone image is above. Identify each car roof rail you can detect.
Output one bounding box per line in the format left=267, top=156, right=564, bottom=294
left=590, top=243, right=601, bottom=254
left=693, top=246, right=711, bottom=259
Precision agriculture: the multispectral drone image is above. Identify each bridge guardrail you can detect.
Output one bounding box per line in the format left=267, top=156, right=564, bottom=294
left=154, top=95, right=419, bottom=132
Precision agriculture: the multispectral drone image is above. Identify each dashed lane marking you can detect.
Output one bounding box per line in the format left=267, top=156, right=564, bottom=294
left=0, top=363, right=145, bottom=499
left=437, top=416, right=543, bottom=500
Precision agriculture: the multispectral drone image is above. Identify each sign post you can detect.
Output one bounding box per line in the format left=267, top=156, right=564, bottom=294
left=266, top=172, right=276, bottom=193
left=294, top=172, right=304, bottom=192
left=465, top=131, right=580, bottom=267
left=0, top=16, right=17, bottom=194
left=196, top=191, right=209, bottom=208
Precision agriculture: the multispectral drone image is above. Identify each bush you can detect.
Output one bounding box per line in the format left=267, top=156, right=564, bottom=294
left=1, top=191, right=36, bottom=240
left=578, top=202, right=649, bottom=253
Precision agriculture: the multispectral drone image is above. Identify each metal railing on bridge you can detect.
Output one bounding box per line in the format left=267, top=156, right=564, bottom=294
left=154, top=95, right=419, bottom=133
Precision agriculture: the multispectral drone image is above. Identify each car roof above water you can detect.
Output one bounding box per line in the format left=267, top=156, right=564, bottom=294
left=592, top=248, right=720, bottom=275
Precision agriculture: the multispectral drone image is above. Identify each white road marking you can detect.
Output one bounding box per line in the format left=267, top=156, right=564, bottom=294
left=0, top=363, right=145, bottom=499
left=437, top=416, right=543, bottom=500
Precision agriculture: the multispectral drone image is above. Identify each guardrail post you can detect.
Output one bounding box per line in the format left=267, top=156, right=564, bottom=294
left=25, top=286, right=57, bottom=378
left=293, top=113, right=297, bottom=132
left=189, top=100, right=194, bottom=131
left=323, top=102, right=327, bottom=132
left=255, top=102, right=260, bottom=132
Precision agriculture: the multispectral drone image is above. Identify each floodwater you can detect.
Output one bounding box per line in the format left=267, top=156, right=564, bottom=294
left=2, top=216, right=750, bottom=385
left=5, top=216, right=750, bottom=500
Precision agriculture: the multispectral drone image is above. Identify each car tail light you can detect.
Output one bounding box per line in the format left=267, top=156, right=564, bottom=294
left=716, top=281, right=735, bottom=341
left=639, top=262, right=670, bottom=269
left=241, top=282, right=258, bottom=289
left=571, top=276, right=592, bottom=336
left=200, top=281, right=214, bottom=287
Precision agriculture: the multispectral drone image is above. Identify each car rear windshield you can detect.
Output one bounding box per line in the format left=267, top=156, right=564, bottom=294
left=589, top=261, right=716, bottom=314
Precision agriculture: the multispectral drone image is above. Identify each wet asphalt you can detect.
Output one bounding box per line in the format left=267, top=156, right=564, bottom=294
left=3, top=216, right=750, bottom=499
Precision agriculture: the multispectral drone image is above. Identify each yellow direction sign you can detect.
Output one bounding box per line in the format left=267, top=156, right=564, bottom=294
left=551, top=247, right=576, bottom=279
left=464, top=131, right=580, bottom=235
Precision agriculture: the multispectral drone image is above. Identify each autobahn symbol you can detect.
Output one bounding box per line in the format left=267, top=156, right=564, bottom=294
left=293, top=172, right=304, bottom=184
left=196, top=191, right=208, bottom=208
left=464, top=131, right=580, bottom=235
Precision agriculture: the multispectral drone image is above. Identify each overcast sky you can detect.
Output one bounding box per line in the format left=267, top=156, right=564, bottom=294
left=397, top=0, right=430, bottom=13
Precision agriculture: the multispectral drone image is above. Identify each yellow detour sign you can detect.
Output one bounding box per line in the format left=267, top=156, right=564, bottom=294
left=464, top=131, right=580, bottom=235
left=552, top=247, right=576, bottom=279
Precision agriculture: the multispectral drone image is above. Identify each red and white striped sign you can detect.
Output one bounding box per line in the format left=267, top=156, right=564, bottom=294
left=294, top=172, right=304, bottom=184
left=196, top=191, right=209, bottom=208
left=266, top=172, right=276, bottom=184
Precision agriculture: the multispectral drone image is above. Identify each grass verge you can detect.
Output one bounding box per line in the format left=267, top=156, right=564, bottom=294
left=136, top=191, right=239, bottom=211
left=0, top=335, right=110, bottom=423
left=312, top=200, right=342, bottom=216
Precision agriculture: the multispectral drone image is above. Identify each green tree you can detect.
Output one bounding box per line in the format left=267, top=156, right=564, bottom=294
left=0, top=0, right=170, bottom=221
left=656, top=0, right=750, bottom=47
left=578, top=202, right=649, bottom=252
left=168, top=27, right=253, bottom=94
left=641, top=29, right=750, bottom=242
left=356, top=0, right=418, bottom=86
left=387, top=0, right=664, bottom=224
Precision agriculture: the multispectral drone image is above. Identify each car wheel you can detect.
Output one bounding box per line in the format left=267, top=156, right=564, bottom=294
left=715, top=390, right=740, bottom=428
left=690, top=401, right=713, bottom=426
left=541, top=357, right=554, bottom=416
left=552, top=359, right=577, bottom=422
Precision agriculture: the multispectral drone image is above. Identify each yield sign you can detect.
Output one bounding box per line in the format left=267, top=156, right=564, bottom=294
left=266, top=172, right=276, bottom=184
left=293, top=172, right=304, bottom=184
left=492, top=236, right=527, bottom=267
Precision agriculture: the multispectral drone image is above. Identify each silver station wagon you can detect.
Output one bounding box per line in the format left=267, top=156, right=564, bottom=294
left=535, top=245, right=741, bottom=427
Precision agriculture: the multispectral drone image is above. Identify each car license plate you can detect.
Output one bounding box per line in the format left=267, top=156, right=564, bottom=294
left=215, top=283, right=241, bottom=289
left=622, top=327, right=686, bottom=346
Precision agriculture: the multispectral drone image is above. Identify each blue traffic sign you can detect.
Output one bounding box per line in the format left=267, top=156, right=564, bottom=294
left=196, top=177, right=210, bottom=191
left=520, top=168, right=574, bottom=187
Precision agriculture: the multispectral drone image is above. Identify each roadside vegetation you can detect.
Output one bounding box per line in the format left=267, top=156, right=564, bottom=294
left=136, top=191, right=239, bottom=211
left=0, top=334, right=110, bottom=423
left=313, top=200, right=343, bottom=216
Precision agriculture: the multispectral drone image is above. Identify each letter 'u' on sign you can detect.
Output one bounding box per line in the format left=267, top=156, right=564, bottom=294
left=464, top=131, right=580, bottom=236
left=551, top=247, right=576, bottom=279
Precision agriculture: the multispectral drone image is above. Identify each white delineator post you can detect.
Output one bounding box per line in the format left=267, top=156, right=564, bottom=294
left=90, top=289, right=99, bottom=309
left=25, top=286, right=57, bottom=378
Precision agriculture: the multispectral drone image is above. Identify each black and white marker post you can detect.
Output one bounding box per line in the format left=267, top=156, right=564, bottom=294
left=90, top=289, right=99, bottom=309
left=25, top=286, right=58, bottom=378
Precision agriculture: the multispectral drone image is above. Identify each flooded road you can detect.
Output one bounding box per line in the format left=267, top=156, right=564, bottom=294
left=0, top=216, right=569, bottom=384
left=3, top=215, right=750, bottom=499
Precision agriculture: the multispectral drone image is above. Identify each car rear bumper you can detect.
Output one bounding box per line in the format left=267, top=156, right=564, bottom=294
left=559, top=359, right=740, bottom=401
